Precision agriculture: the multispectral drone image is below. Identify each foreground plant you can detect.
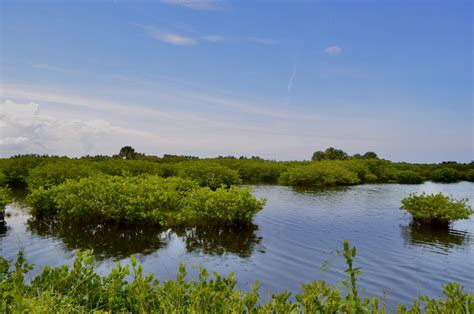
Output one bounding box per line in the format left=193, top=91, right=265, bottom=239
left=0, top=241, right=472, bottom=313
left=401, top=192, right=473, bottom=225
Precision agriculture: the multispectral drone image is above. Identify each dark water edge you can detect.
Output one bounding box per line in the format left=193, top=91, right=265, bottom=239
left=1, top=182, right=473, bottom=309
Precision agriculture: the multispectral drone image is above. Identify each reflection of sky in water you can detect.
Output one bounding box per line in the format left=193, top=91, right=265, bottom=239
left=1, top=182, right=473, bottom=310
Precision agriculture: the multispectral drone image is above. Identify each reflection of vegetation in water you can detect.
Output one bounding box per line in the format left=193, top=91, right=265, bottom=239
left=0, top=221, right=7, bottom=236
left=27, top=219, right=261, bottom=260
left=400, top=222, right=470, bottom=251
left=27, top=219, right=170, bottom=260
left=176, top=224, right=263, bottom=257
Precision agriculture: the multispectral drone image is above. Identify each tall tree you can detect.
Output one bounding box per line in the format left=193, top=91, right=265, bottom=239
left=119, top=146, right=137, bottom=160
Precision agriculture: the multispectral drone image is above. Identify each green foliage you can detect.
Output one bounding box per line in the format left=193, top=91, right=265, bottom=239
left=312, top=147, right=349, bottom=161
left=401, top=192, right=473, bottom=224
left=431, top=168, right=460, bottom=183
left=464, top=169, right=474, bottom=182
left=119, top=146, right=138, bottom=160
left=177, top=162, right=242, bottom=189
left=26, top=174, right=264, bottom=226
left=280, top=161, right=361, bottom=187
left=27, top=160, right=99, bottom=190
left=395, top=170, right=425, bottom=184
left=0, top=187, right=11, bottom=210
left=1, top=242, right=471, bottom=313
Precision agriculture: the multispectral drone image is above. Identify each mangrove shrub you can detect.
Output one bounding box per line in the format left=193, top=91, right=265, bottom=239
left=401, top=192, right=473, bottom=224
left=26, top=174, right=265, bottom=226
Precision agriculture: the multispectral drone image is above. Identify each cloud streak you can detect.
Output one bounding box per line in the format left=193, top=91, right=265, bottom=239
left=141, top=25, right=277, bottom=46
left=145, top=27, right=198, bottom=45
left=325, top=45, right=342, bottom=55
left=287, top=63, right=297, bottom=95
left=161, top=0, right=222, bottom=11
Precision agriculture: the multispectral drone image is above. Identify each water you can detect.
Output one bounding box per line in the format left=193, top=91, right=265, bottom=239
left=1, top=182, right=473, bottom=308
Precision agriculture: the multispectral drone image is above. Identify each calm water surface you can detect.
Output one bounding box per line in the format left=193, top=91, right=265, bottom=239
left=1, top=182, right=473, bottom=308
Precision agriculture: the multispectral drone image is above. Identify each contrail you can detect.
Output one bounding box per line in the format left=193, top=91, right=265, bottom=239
left=287, top=63, right=297, bottom=95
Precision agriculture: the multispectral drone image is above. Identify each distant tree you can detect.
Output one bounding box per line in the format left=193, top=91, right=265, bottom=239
left=363, top=152, right=378, bottom=160
left=312, top=151, right=325, bottom=161
left=324, top=147, right=348, bottom=160
left=119, top=146, right=137, bottom=160
left=351, top=153, right=363, bottom=160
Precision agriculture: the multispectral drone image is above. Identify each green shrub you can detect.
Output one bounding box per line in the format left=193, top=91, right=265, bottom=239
left=182, top=186, right=265, bottom=225
left=462, top=169, right=474, bottom=182
left=1, top=242, right=472, bottom=313
left=27, top=160, right=99, bottom=190
left=396, top=170, right=425, bottom=184
left=177, top=162, right=242, bottom=189
left=0, top=187, right=11, bottom=209
left=401, top=193, right=473, bottom=224
left=26, top=174, right=264, bottom=226
left=431, top=168, right=460, bottom=183
left=281, top=161, right=360, bottom=187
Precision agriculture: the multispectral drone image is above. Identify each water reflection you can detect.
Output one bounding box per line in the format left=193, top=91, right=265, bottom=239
left=400, top=222, right=471, bottom=252
left=0, top=221, right=7, bottom=236
left=175, top=224, right=263, bottom=257
left=27, top=219, right=261, bottom=260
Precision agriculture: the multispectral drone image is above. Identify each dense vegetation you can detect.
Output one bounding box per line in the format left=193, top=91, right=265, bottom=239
left=401, top=193, right=473, bottom=225
left=27, top=174, right=265, bottom=226
left=0, top=150, right=472, bottom=192
left=0, top=187, right=10, bottom=210
left=0, top=241, right=471, bottom=313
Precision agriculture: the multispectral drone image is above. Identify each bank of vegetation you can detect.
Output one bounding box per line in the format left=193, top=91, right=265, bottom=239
left=0, top=147, right=472, bottom=191
left=0, top=241, right=471, bottom=313
left=0, top=147, right=472, bottom=225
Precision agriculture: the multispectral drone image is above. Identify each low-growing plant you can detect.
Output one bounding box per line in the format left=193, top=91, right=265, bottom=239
left=26, top=174, right=265, bottom=226
left=280, top=161, right=361, bottom=187
left=177, top=162, right=242, bottom=189
left=396, top=170, right=425, bottom=184
left=0, top=242, right=472, bottom=313
left=0, top=187, right=11, bottom=210
left=430, top=168, right=460, bottom=183
left=401, top=192, right=473, bottom=224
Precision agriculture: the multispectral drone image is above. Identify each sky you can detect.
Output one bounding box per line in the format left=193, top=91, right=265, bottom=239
left=0, top=0, right=472, bottom=162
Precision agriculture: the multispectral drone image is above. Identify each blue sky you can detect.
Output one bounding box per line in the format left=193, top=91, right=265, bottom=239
left=0, top=0, right=472, bottom=162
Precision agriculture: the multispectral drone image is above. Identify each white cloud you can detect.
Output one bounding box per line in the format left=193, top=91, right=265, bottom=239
left=140, top=25, right=277, bottom=46
left=146, top=27, right=198, bottom=45
left=325, top=45, right=342, bottom=55
left=0, top=99, right=160, bottom=157
left=161, top=0, right=222, bottom=10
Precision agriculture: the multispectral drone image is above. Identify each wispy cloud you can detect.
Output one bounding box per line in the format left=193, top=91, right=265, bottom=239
left=202, top=35, right=278, bottom=45
left=287, top=63, right=297, bottom=96
left=145, top=27, right=198, bottom=45
left=161, top=0, right=222, bottom=11
left=140, top=25, right=277, bottom=46
left=325, top=45, right=342, bottom=55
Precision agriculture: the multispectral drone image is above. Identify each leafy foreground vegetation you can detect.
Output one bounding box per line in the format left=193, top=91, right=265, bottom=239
left=401, top=193, right=473, bottom=225
left=26, top=174, right=265, bottom=226
left=1, top=241, right=472, bottom=313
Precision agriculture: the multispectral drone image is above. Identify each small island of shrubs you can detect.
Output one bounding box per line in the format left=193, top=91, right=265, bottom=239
left=26, top=174, right=265, bottom=227
left=401, top=192, right=473, bottom=225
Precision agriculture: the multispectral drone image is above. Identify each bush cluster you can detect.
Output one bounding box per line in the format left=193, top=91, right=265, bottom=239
left=0, top=187, right=11, bottom=210
left=0, top=242, right=471, bottom=313
left=26, top=174, right=265, bottom=226
left=401, top=192, right=473, bottom=224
